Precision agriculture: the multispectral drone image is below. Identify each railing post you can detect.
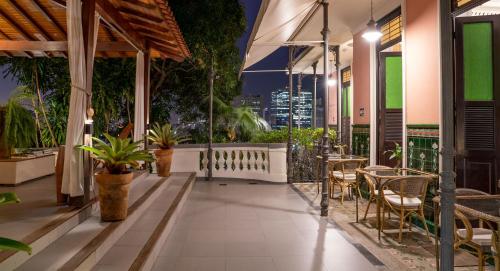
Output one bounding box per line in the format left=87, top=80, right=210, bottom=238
left=320, top=0, right=330, bottom=217
left=438, top=0, right=456, bottom=270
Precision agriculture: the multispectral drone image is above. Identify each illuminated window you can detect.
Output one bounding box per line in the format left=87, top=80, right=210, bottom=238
left=379, top=14, right=402, bottom=46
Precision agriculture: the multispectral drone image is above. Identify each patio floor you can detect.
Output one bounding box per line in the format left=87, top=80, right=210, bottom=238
left=152, top=180, right=492, bottom=271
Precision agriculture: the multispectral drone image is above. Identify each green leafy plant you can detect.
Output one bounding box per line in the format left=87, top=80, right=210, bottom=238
left=252, top=128, right=336, bottom=149
left=79, top=134, right=154, bottom=174
left=0, top=193, right=31, bottom=254
left=384, top=142, right=403, bottom=167
left=0, top=97, right=37, bottom=158
left=148, top=123, right=190, bottom=149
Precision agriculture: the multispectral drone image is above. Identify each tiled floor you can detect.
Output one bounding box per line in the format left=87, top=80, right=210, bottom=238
left=0, top=175, right=72, bottom=240
left=152, top=180, right=382, bottom=271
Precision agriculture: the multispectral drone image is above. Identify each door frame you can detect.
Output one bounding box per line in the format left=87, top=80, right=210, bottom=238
left=454, top=15, right=500, bottom=193
left=377, top=51, right=403, bottom=164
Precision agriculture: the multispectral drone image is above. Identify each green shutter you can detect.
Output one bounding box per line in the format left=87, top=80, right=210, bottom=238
left=385, top=56, right=403, bottom=109
left=463, top=22, right=493, bottom=101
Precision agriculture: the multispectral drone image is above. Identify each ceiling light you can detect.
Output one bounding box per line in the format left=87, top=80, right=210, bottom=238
left=362, top=0, right=382, bottom=43
left=328, top=78, right=337, bottom=86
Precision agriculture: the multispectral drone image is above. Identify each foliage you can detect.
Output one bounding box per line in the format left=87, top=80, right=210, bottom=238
left=0, top=192, right=32, bottom=255
left=148, top=123, right=190, bottom=149
left=213, top=97, right=267, bottom=142
left=150, top=0, right=246, bottom=123
left=2, top=97, right=36, bottom=154
left=251, top=128, right=336, bottom=149
left=79, top=134, right=153, bottom=174
left=384, top=142, right=403, bottom=166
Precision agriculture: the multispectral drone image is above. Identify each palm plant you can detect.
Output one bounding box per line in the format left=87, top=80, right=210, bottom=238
left=0, top=97, right=36, bottom=158
left=0, top=193, right=31, bottom=254
left=79, top=133, right=154, bottom=174
left=148, top=123, right=190, bottom=149
left=384, top=142, right=403, bottom=168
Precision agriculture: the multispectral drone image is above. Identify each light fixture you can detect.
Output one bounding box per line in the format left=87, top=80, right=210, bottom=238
left=84, top=119, right=94, bottom=135
left=362, top=0, right=382, bottom=42
left=328, top=77, right=337, bottom=86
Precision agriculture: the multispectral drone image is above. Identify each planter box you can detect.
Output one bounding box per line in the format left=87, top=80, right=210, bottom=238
left=0, top=154, right=55, bottom=185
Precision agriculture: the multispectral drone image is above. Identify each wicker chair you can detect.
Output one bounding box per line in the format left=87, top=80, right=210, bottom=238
left=381, top=176, right=432, bottom=242
left=360, top=165, right=392, bottom=220
left=329, top=160, right=364, bottom=204
left=492, top=232, right=499, bottom=271
left=454, top=209, right=493, bottom=271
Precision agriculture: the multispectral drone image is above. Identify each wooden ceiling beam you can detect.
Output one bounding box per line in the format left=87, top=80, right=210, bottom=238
left=102, top=22, right=127, bottom=57
left=122, top=0, right=156, bottom=10
left=118, top=6, right=163, bottom=23
left=149, top=41, right=182, bottom=59
left=0, top=8, right=45, bottom=57
left=0, top=40, right=135, bottom=52
left=121, top=12, right=164, bottom=25
left=95, top=0, right=146, bottom=52
left=31, top=0, right=67, bottom=39
left=8, top=0, right=55, bottom=41
left=0, top=30, right=32, bottom=58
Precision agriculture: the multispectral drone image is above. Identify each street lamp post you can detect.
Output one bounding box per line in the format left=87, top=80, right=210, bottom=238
left=320, top=0, right=330, bottom=217
left=438, top=0, right=455, bottom=269
left=287, top=46, right=294, bottom=184
left=208, top=53, right=215, bottom=181
left=312, top=62, right=318, bottom=129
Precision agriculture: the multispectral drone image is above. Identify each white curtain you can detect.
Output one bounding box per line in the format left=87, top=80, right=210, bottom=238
left=62, top=0, right=99, bottom=197
left=133, top=51, right=145, bottom=142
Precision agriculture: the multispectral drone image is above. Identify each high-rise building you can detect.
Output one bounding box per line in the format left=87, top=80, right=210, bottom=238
left=270, top=89, right=313, bottom=129
left=232, top=95, right=264, bottom=117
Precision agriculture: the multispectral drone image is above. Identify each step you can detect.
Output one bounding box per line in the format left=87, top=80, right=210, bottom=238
left=14, top=172, right=182, bottom=271
left=0, top=171, right=148, bottom=271
left=93, top=172, right=195, bottom=271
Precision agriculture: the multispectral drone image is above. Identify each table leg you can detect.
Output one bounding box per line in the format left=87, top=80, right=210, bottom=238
left=494, top=229, right=500, bottom=271
left=377, top=187, right=381, bottom=241
left=355, top=173, right=359, bottom=223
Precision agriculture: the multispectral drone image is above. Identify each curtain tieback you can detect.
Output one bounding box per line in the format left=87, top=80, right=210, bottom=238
left=72, top=85, right=91, bottom=96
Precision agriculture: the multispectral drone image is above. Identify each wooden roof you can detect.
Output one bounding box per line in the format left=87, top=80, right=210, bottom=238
left=0, top=0, right=190, bottom=60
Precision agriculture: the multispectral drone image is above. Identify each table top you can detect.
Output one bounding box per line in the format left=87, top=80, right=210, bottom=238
left=356, top=168, right=437, bottom=179
left=316, top=154, right=368, bottom=162
left=434, top=194, right=500, bottom=223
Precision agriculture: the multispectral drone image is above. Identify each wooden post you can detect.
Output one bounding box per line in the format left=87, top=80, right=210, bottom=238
left=82, top=0, right=96, bottom=205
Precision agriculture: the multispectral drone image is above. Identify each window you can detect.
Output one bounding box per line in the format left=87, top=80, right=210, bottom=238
left=377, top=8, right=402, bottom=50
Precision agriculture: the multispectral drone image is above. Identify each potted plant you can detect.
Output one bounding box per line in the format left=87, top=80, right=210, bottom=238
left=384, top=141, right=403, bottom=168
left=79, top=134, right=153, bottom=221
left=148, top=123, right=189, bottom=177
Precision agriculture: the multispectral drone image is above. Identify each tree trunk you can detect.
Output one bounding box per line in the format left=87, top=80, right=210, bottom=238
left=31, top=97, right=42, bottom=148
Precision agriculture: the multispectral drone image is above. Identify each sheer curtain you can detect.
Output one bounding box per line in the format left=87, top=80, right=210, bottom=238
left=62, top=0, right=99, bottom=197
left=133, top=51, right=145, bottom=142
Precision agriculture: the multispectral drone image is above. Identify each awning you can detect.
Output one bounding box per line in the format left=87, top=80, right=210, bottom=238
left=242, top=0, right=401, bottom=72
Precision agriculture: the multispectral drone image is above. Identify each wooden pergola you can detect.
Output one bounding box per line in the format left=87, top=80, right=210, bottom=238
left=0, top=0, right=190, bottom=202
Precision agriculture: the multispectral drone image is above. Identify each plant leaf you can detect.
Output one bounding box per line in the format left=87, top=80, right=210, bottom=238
left=0, top=237, right=31, bottom=254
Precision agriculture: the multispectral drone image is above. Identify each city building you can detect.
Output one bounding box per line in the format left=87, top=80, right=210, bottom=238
left=270, top=89, right=313, bottom=129
left=232, top=95, right=264, bottom=117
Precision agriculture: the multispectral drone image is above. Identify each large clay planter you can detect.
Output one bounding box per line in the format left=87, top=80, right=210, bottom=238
left=96, top=172, right=133, bottom=221
left=155, top=148, right=173, bottom=177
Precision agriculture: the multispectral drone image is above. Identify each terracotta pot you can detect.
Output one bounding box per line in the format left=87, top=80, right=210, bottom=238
left=155, top=148, right=173, bottom=177
left=96, top=172, right=133, bottom=221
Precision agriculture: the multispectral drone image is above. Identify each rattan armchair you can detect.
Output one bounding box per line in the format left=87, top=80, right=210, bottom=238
left=360, top=165, right=392, bottom=220
left=454, top=209, right=493, bottom=271
left=381, top=176, right=432, bottom=242
left=329, top=160, right=364, bottom=204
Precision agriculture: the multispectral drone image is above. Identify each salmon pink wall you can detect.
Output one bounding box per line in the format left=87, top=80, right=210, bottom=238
left=352, top=31, right=370, bottom=125
left=405, top=0, right=439, bottom=124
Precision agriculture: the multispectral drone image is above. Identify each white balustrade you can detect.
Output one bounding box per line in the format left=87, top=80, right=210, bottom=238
left=170, top=143, right=287, bottom=183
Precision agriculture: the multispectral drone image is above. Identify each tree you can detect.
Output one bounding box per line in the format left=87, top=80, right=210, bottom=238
left=149, top=0, right=246, bottom=125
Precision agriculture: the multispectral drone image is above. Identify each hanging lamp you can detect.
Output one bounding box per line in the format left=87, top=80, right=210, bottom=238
left=362, top=0, right=383, bottom=42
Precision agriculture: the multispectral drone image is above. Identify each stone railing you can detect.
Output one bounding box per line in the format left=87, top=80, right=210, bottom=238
left=170, top=143, right=287, bottom=183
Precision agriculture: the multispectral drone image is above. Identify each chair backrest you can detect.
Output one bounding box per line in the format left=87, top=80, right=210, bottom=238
left=335, top=160, right=364, bottom=174
left=383, top=176, right=431, bottom=200
left=362, top=165, right=392, bottom=192
left=456, top=188, right=490, bottom=196
left=454, top=208, right=473, bottom=249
